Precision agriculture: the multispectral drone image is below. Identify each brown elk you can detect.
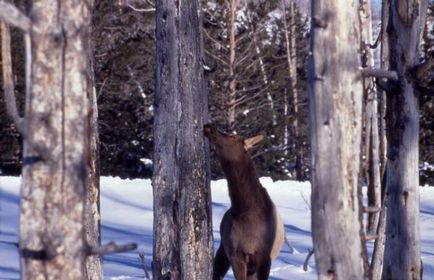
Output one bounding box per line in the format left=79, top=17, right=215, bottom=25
left=204, top=124, right=284, bottom=280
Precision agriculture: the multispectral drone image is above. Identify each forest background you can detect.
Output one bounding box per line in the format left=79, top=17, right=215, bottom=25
left=0, top=0, right=433, bottom=183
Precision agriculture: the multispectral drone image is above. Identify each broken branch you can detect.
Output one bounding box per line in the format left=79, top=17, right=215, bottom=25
left=303, top=248, right=314, bottom=271
left=361, top=67, right=398, bottom=80
left=89, top=241, right=137, bottom=255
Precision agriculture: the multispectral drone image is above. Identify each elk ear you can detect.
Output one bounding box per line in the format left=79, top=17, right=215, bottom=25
left=244, top=134, right=265, bottom=151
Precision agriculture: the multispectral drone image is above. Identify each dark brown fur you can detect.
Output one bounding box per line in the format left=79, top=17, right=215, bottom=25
left=204, top=124, right=283, bottom=280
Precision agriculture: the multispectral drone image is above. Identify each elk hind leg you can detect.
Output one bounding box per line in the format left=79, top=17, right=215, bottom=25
left=213, top=244, right=230, bottom=280
left=257, top=258, right=271, bottom=280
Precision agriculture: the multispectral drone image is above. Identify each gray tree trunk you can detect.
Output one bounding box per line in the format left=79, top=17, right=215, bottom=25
left=308, top=0, right=366, bottom=279
left=153, top=0, right=213, bottom=279
left=18, top=0, right=93, bottom=279
left=381, top=1, right=427, bottom=279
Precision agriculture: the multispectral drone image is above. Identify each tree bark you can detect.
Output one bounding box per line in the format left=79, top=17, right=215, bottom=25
left=382, top=1, right=427, bottom=279
left=359, top=0, right=382, bottom=236
left=283, top=0, right=302, bottom=180
left=227, top=0, right=237, bottom=130
left=153, top=0, right=213, bottom=279
left=85, top=12, right=103, bottom=278
left=308, top=0, right=366, bottom=279
left=18, top=0, right=93, bottom=279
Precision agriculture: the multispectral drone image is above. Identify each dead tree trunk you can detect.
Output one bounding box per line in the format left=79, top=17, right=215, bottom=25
left=381, top=1, right=427, bottom=279
left=85, top=20, right=103, bottom=279
left=308, top=0, right=366, bottom=279
left=283, top=0, right=303, bottom=180
left=153, top=0, right=213, bottom=279
left=1, top=0, right=94, bottom=278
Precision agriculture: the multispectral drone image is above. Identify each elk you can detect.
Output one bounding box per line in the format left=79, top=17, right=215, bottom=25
left=204, top=124, right=284, bottom=280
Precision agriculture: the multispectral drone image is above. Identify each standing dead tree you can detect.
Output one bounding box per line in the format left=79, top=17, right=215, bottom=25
left=0, top=1, right=135, bottom=278
left=382, top=0, right=427, bottom=279
left=308, top=0, right=366, bottom=279
left=153, top=0, right=213, bottom=279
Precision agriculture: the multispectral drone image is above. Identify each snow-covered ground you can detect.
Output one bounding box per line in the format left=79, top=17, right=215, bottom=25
left=1, top=176, right=433, bottom=279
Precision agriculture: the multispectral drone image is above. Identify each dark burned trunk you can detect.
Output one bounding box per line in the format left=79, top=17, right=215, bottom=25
left=153, top=0, right=213, bottom=279
left=382, top=1, right=427, bottom=279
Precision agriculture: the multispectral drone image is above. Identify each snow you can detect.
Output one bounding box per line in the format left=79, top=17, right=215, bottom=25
left=1, top=176, right=434, bottom=279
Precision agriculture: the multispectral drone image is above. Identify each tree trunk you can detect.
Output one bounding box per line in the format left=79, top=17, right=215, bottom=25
left=382, top=1, right=427, bottom=279
left=371, top=1, right=391, bottom=278
left=359, top=0, right=382, bottom=236
left=153, top=0, right=213, bottom=279
left=227, top=0, right=237, bottom=130
left=308, top=0, right=366, bottom=279
left=283, top=1, right=302, bottom=180
left=85, top=18, right=103, bottom=279
left=19, top=0, right=93, bottom=279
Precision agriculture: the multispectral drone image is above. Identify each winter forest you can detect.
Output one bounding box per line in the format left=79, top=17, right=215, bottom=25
left=0, top=0, right=434, bottom=279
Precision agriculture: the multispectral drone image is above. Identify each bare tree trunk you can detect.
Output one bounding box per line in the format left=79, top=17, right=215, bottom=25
left=153, top=0, right=213, bottom=279
left=85, top=18, right=103, bottom=278
left=251, top=23, right=276, bottom=126
left=283, top=0, right=302, bottom=180
left=15, top=0, right=93, bottom=278
left=381, top=1, right=427, bottom=279
left=308, top=0, right=366, bottom=279
left=227, top=0, right=237, bottom=130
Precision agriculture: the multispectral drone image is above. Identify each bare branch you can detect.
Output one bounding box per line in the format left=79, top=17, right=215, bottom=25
left=139, top=252, right=151, bottom=280
left=126, top=0, right=155, bottom=12
left=203, top=28, right=227, bottom=52
left=0, top=1, right=31, bottom=32
left=303, top=249, right=314, bottom=271
left=89, top=241, right=138, bottom=255
left=1, top=21, right=51, bottom=162
left=284, top=234, right=296, bottom=254
left=361, top=67, right=398, bottom=80
left=204, top=49, right=228, bottom=66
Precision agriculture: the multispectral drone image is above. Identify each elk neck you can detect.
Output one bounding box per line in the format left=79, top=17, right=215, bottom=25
left=220, top=155, right=264, bottom=213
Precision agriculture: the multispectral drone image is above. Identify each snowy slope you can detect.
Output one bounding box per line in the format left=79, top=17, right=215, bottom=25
left=0, top=177, right=433, bottom=279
